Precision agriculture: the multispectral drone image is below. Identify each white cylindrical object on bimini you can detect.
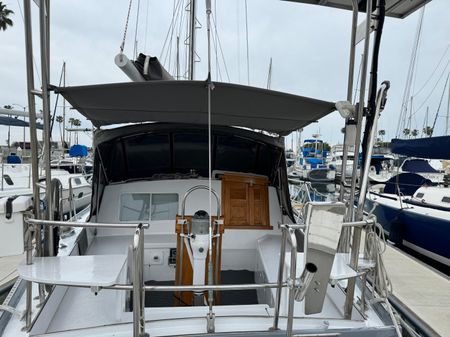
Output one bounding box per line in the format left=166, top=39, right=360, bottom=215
left=114, top=53, right=145, bottom=82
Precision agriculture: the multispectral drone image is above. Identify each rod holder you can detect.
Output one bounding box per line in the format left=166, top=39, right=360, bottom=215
left=294, top=263, right=317, bottom=302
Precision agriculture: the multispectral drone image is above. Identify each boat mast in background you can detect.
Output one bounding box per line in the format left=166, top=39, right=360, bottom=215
left=188, top=0, right=196, bottom=80
left=62, top=61, right=66, bottom=147
left=266, top=57, right=272, bottom=89
left=396, top=7, right=425, bottom=138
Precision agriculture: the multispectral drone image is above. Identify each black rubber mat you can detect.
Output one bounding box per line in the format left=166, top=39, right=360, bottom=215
left=141, top=270, right=258, bottom=307
left=219, top=270, right=258, bottom=305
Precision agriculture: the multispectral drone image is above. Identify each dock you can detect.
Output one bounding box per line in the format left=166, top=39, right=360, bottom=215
left=0, top=254, right=23, bottom=296
left=384, top=245, right=450, bottom=337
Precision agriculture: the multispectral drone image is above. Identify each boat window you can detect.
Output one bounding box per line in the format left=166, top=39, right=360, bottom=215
left=442, top=196, right=450, bottom=204
left=120, top=193, right=150, bottom=221
left=74, top=178, right=82, bottom=185
left=416, top=193, right=424, bottom=199
left=2, top=174, right=14, bottom=186
left=124, top=133, right=170, bottom=179
left=97, top=128, right=282, bottom=184
left=173, top=133, right=209, bottom=176
left=120, top=193, right=178, bottom=221
left=216, top=135, right=258, bottom=172
left=151, top=193, right=179, bottom=220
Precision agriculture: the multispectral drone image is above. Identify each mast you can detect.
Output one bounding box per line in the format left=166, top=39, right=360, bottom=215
left=23, top=0, right=41, bottom=247
left=188, top=0, right=196, bottom=80
left=447, top=77, right=450, bottom=135
left=40, top=0, right=54, bottom=255
left=396, top=7, right=425, bottom=138
left=62, top=61, right=66, bottom=149
left=266, top=57, right=272, bottom=89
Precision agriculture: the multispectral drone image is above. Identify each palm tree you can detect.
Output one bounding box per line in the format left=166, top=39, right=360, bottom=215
left=411, top=129, right=419, bottom=138
left=0, top=2, right=14, bottom=31
left=55, top=115, right=64, bottom=145
left=402, top=128, right=410, bottom=137
left=67, top=117, right=75, bottom=145
left=423, top=126, right=433, bottom=137
left=3, top=104, right=12, bottom=148
left=73, top=119, right=81, bottom=143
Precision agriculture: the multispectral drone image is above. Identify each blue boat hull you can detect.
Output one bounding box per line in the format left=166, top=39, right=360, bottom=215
left=365, top=197, right=450, bottom=268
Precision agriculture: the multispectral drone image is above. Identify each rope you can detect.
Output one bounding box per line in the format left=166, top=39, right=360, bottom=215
left=413, top=42, right=450, bottom=97
left=15, top=0, right=41, bottom=83
left=430, top=70, right=450, bottom=135
left=408, top=58, right=450, bottom=120
left=205, top=0, right=214, bottom=316
left=133, top=0, right=142, bottom=59
left=143, top=0, right=150, bottom=52
left=211, top=14, right=230, bottom=82
left=120, top=0, right=134, bottom=53
left=159, top=0, right=183, bottom=63
left=396, top=7, right=425, bottom=137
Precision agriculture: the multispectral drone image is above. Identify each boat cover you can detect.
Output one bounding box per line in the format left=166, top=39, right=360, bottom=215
left=69, top=144, right=88, bottom=157
left=383, top=173, right=432, bottom=196
left=390, top=136, right=450, bottom=160
left=56, top=81, right=336, bottom=136
left=402, top=159, right=438, bottom=173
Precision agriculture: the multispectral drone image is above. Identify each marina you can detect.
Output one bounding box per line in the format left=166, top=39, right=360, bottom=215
left=384, top=244, right=450, bottom=337
left=0, top=1, right=449, bottom=337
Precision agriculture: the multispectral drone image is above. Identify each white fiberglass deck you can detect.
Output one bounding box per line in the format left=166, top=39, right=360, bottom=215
left=384, top=245, right=450, bottom=337
left=17, top=255, right=127, bottom=287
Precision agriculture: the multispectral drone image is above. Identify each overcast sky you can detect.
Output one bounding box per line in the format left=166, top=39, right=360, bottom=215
left=1, top=0, right=449, bottom=149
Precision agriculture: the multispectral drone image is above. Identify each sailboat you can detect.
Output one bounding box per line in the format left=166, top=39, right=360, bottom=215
left=0, top=1, right=432, bottom=337
left=366, top=136, right=450, bottom=270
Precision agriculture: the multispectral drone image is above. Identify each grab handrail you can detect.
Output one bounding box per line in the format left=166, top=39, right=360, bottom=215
left=272, top=224, right=303, bottom=336
left=181, top=185, right=221, bottom=218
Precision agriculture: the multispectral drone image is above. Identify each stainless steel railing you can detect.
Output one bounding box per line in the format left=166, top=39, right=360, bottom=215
left=25, top=218, right=149, bottom=229
left=272, top=224, right=317, bottom=337
left=22, top=218, right=150, bottom=336
left=133, top=224, right=146, bottom=337
left=21, top=217, right=377, bottom=336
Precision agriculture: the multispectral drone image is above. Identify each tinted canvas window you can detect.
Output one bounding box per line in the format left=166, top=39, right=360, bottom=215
left=216, top=135, right=257, bottom=172
left=173, top=133, right=209, bottom=176
left=124, top=134, right=170, bottom=178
